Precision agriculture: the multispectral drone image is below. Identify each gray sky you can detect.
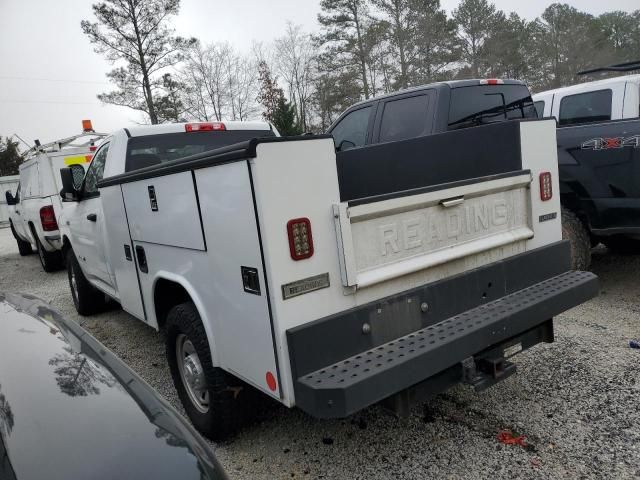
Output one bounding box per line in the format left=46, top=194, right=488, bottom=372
left=0, top=0, right=637, bottom=147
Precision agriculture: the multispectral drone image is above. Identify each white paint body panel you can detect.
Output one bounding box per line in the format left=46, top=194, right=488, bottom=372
left=121, top=172, right=205, bottom=251
left=532, top=74, right=640, bottom=121
left=100, top=185, right=145, bottom=318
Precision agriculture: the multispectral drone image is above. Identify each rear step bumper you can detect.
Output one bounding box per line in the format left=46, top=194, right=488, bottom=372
left=294, top=270, right=598, bottom=418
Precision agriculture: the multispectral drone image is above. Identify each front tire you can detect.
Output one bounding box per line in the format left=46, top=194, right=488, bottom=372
left=561, top=207, right=591, bottom=270
left=66, top=248, right=106, bottom=315
left=10, top=223, right=32, bottom=256
left=166, top=302, right=249, bottom=441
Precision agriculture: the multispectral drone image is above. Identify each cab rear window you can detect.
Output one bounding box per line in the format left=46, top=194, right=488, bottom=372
left=448, top=85, right=537, bottom=130
left=125, top=130, right=275, bottom=172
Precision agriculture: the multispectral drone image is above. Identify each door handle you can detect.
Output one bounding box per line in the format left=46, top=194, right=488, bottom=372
left=440, top=196, right=465, bottom=208
left=135, top=245, right=148, bottom=273
left=87, top=213, right=97, bottom=222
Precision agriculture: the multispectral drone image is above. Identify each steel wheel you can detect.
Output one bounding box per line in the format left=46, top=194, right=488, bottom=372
left=70, top=265, right=79, bottom=303
left=176, top=333, right=210, bottom=413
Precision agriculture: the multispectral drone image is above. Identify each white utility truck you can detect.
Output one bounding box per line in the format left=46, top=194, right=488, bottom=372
left=5, top=121, right=107, bottom=271
left=58, top=118, right=598, bottom=440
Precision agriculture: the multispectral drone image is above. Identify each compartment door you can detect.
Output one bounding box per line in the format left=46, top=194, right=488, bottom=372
left=121, top=172, right=205, bottom=251
left=100, top=185, right=146, bottom=320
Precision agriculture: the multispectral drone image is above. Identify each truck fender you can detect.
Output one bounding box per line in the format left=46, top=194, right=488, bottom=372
left=151, top=272, right=220, bottom=367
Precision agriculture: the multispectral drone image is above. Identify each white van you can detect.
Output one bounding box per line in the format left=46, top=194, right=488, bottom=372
left=6, top=122, right=107, bottom=271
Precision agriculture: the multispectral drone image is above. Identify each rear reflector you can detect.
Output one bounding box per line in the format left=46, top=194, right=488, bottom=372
left=480, top=79, right=504, bottom=85
left=287, top=218, right=314, bottom=260
left=185, top=122, right=226, bottom=132
left=40, top=206, right=58, bottom=231
left=539, top=172, right=553, bottom=201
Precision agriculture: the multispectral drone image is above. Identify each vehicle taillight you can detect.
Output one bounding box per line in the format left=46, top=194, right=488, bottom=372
left=40, top=206, right=58, bottom=231
left=89, top=145, right=97, bottom=152
left=185, top=122, right=226, bottom=132
left=480, top=79, right=504, bottom=85
left=287, top=218, right=314, bottom=260
left=539, top=172, right=553, bottom=201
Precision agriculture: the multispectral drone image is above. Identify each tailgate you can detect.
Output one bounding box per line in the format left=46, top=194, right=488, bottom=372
left=334, top=172, right=533, bottom=288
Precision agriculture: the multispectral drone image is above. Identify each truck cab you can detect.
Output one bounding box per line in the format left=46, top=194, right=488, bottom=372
left=533, top=64, right=640, bottom=266
left=328, top=79, right=538, bottom=150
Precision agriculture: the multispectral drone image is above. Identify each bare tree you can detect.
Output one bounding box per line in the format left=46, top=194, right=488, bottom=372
left=274, top=23, right=315, bottom=131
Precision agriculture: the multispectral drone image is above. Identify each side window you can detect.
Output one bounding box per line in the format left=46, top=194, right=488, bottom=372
left=559, top=89, right=612, bottom=126
left=82, top=143, right=110, bottom=197
left=533, top=101, right=545, bottom=119
left=331, top=106, right=372, bottom=151
left=379, top=94, right=430, bottom=143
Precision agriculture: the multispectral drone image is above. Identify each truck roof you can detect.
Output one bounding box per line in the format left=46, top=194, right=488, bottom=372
left=345, top=79, right=528, bottom=110
left=533, top=74, right=640, bottom=99
left=125, top=121, right=273, bottom=137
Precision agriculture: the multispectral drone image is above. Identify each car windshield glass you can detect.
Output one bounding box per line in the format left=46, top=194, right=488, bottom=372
left=125, top=130, right=275, bottom=172
left=448, top=85, right=537, bottom=130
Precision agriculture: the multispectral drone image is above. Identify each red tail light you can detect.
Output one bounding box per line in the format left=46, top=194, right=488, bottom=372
left=89, top=145, right=97, bottom=152
left=40, top=206, right=58, bottom=231
left=185, top=122, right=226, bottom=132
left=287, top=218, right=314, bottom=260
left=539, top=172, right=553, bottom=201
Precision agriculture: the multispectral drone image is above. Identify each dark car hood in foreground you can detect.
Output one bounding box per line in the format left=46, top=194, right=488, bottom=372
left=0, top=292, right=227, bottom=480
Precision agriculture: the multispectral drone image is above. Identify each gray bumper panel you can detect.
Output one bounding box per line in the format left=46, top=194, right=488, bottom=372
left=294, top=270, right=598, bottom=418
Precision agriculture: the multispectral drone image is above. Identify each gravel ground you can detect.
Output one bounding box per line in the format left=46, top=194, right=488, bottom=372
left=1, top=226, right=639, bottom=479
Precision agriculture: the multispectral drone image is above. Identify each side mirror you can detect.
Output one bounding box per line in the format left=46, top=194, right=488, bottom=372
left=60, top=164, right=85, bottom=201
left=5, top=191, right=16, bottom=206
left=337, top=139, right=356, bottom=152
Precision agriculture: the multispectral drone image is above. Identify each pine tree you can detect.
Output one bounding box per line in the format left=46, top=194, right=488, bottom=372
left=0, top=136, right=24, bottom=176
left=257, top=61, right=302, bottom=135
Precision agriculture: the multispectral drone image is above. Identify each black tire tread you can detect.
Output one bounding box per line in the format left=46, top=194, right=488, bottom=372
left=561, top=207, right=591, bottom=270
left=10, top=222, right=32, bottom=256
left=31, top=226, right=63, bottom=272
left=166, top=302, right=248, bottom=441
left=66, top=249, right=106, bottom=315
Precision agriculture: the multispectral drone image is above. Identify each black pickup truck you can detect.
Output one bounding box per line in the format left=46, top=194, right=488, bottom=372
left=328, top=79, right=538, bottom=151
left=533, top=61, right=640, bottom=269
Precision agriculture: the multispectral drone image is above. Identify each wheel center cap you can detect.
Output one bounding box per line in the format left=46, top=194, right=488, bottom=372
left=184, top=354, right=203, bottom=390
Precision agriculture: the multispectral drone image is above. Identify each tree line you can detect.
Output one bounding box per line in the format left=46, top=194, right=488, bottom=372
left=82, top=0, right=640, bottom=133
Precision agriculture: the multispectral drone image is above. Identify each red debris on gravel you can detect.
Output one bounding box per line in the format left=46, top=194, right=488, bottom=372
left=496, top=430, right=527, bottom=447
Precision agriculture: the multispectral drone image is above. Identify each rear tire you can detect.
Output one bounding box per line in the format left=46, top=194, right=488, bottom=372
left=166, top=302, right=250, bottom=441
left=10, top=223, right=32, bottom=256
left=66, top=248, right=106, bottom=315
left=561, top=207, right=591, bottom=270
left=31, top=228, right=62, bottom=272
left=601, top=235, right=640, bottom=254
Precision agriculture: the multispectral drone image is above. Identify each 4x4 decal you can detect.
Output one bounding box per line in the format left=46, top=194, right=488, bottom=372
left=582, top=135, right=640, bottom=150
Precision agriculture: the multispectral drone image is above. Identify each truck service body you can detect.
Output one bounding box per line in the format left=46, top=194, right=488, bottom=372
left=533, top=66, right=640, bottom=264
left=6, top=126, right=106, bottom=271
left=59, top=114, right=597, bottom=438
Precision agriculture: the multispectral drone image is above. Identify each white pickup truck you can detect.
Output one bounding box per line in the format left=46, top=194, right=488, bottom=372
left=5, top=124, right=106, bottom=271
left=58, top=118, right=598, bottom=440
